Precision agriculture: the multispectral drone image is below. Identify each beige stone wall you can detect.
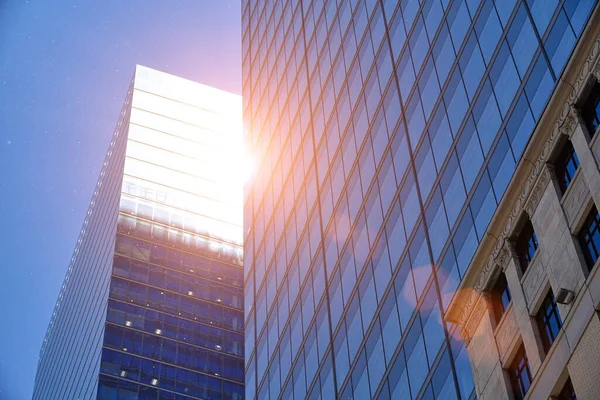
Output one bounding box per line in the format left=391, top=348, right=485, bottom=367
left=568, top=314, right=600, bottom=400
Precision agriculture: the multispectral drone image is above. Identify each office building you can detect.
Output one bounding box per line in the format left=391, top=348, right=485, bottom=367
left=446, top=6, right=600, bottom=400
left=241, top=0, right=598, bottom=399
left=33, top=66, right=245, bottom=400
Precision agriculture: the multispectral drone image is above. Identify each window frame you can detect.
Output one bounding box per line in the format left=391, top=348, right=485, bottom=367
left=578, top=206, right=600, bottom=269
left=535, top=290, right=563, bottom=352
left=491, top=272, right=512, bottom=325
left=508, top=345, right=532, bottom=400
left=581, top=80, right=600, bottom=137
left=515, top=220, right=539, bottom=273
left=554, top=140, right=580, bottom=194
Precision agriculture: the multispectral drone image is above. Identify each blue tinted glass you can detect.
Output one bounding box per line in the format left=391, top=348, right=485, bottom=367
left=386, top=200, right=407, bottom=268
left=423, top=0, right=444, bottom=35
left=453, top=212, right=479, bottom=276
left=490, top=41, right=520, bottom=116
left=395, top=257, right=417, bottom=330
left=406, top=94, right=426, bottom=145
left=494, top=0, right=518, bottom=26
left=352, top=350, right=371, bottom=398
left=507, top=92, right=536, bottom=159
left=447, top=0, right=471, bottom=48
left=426, top=187, right=450, bottom=261
left=441, top=152, right=466, bottom=228
left=545, top=10, right=576, bottom=74
left=564, top=0, right=596, bottom=34
left=470, top=173, right=497, bottom=239
left=416, top=139, right=438, bottom=200
left=507, top=4, right=538, bottom=76
left=388, top=350, right=411, bottom=399
left=475, top=0, right=503, bottom=63
left=453, top=339, right=475, bottom=399
left=444, top=68, right=469, bottom=132
left=439, top=250, right=459, bottom=317
left=366, top=325, right=387, bottom=390
left=460, top=31, right=486, bottom=100
left=419, top=57, right=441, bottom=120
left=380, top=289, right=402, bottom=361
left=388, top=5, right=407, bottom=60
left=488, top=133, right=516, bottom=199
left=397, top=48, right=416, bottom=101
left=405, top=321, right=429, bottom=392
left=421, top=285, right=445, bottom=364
left=408, top=17, right=429, bottom=71
left=402, top=0, right=421, bottom=28
left=527, top=0, right=559, bottom=33
left=400, top=173, right=420, bottom=236
left=472, top=78, right=502, bottom=154
left=433, top=25, right=456, bottom=84
left=457, top=117, right=484, bottom=192
left=525, top=54, right=554, bottom=120
left=429, top=105, right=454, bottom=164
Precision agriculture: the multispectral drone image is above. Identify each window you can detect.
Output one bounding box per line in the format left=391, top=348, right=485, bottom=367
left=515, top=220, right=538, bottom=273
left=555, top=141, right=580, bottom=193
left=508, top=345, right=532, bottom=400
left=491, top=273, right=511, bottom=323
left=536, top=291, right=563, bottom=352
left=581, top=80, right=600, bottom=137
left=578, top=206, right=600, bottom=269
left=558, top=377, right=577, bottom=400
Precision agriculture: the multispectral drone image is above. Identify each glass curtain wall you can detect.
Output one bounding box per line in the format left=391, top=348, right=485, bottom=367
left=242, top=0, right=597, bottom=399
left=97, top=66, right=246, bottom=400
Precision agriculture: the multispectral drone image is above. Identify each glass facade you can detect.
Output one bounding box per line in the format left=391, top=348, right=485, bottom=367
left=241, top=0, right=597, bottom=399
left=34, top=66, right=245, bottom=400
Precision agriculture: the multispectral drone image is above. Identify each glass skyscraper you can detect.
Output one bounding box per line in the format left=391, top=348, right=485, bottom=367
left=33, top=66, right=245, bottom=400
left=241, top=1, right=597, bottom=399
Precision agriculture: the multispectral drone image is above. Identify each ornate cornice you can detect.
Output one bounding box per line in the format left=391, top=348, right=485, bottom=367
left=456, top=30, right=600, bottom=340
left=525, top=165, right=553, bottom=217
left=461, top=296, right=489, bottom=344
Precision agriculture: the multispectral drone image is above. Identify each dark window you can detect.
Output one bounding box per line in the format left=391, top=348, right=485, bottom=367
left=579, top=206, right=600, bottom=269
left=559, top=377, right=577, bottom=400
left=555, top=141, right=580, bottom=193
left=536, top=291, right=563, bottom=352
left=491, top=273, right=511, bottom=323
left=581, top=80, right=600, bottom=136
left=515, top=221, right=538, bottom=273
left=509, top=345, right=532, bottom=400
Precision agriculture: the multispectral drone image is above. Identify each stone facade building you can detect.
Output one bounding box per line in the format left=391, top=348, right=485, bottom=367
left=445, top=5, right=600, bottom=400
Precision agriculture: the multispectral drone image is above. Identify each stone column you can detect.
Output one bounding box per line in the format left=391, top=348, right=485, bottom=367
left=503, top=245, right=546, bottom=375
left=464, top=297, right=514, bottom=400
left=568, top=110, right=600, bottom=208
left=526, top=165, right=587, bottom=318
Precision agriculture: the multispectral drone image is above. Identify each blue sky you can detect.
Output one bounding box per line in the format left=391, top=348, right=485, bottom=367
left=0, top=1, right=241, bottom=398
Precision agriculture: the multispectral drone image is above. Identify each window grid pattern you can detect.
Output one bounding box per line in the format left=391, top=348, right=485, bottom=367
left=579, top=206, right=600, bottom=269
left=242, top=0, right=597, bottom=399
left=492, top=273, right=511, bottom=323
left=32, top=86, right=133, bottom=400
left=515, top=220, right=538, bottom=273
left=555, top=140, right=580, bottom=193
left=97, top=71, right=245, bottom=400
left=34, top=67, right=246, bottom=400
left=536, top=291, right=563, bottom=352
left=581, top=80, right=600, bottom=136
left=509, top=346, right=532, bottom=400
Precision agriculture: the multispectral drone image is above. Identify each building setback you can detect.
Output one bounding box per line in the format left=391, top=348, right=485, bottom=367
left=33, top=66, right=245, bottom=400
left=241, top=0, right=598, bottom=399
left=446, top=6, right=600, bottom=400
